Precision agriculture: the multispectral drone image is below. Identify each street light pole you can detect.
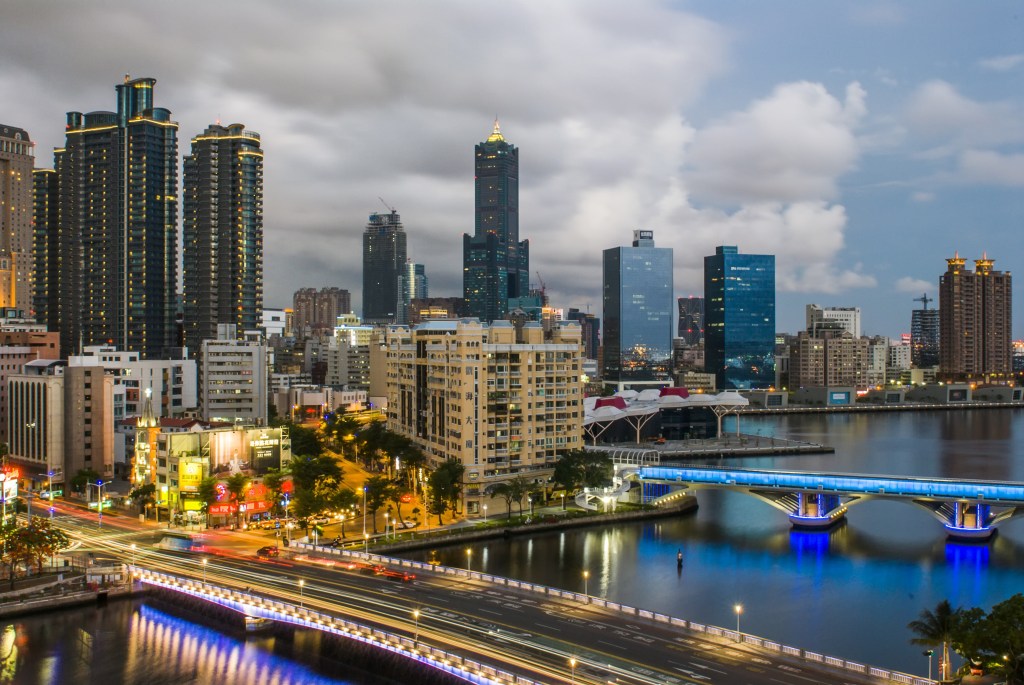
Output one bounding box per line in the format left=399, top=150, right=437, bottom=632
left=483, top=504, right=487, bottom=523
left=465, top=548, right=472, bottom=573
left=363, top=532, right=369, bottom=554
left=87, top=480, right=106, bottom=527
left=298, top=579, right=305, bottom=608
left=569, top=657, right=576, bottom=685
left=362, top=486, right=367, bottom=537
left=202, top=557, right=208, bottom=583
left=413, top=608, right=420, bottom=644
left=924, top=650, right=933, bottom=681
left=583, top=570, right=589, bottom=597
left=734, top=604, right=743, bottom=639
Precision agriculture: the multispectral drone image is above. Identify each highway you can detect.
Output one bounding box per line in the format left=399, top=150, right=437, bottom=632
left=54, top=505, right=910, bottom=685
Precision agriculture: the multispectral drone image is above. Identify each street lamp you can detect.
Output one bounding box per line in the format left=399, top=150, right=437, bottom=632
left=384, top=513, right=390, bottom=541
left=298, top=578, right=305, bottom=608
left=583, top=570, right=589, bottom=597
left=363, top=532, right=369, bottom=554
left=561, top=492, right=566, bottom=510
left=413, top=608, right=420, bottom=643
left=528, top=496, right=533, bottom=517
left=734, top=604, right=743, bottom=639
left=339, top=513, right=346, bottom=539
left=923, top=650, right=934, bottom=681
left=362, top=486, right=367, bottom=537
left=570, top=657, right=576, bottom=685
left=482, top=504, right=488, bottom=523
left=202, top=557, right=208, bottom=583
left=86, top=480, right=107, bottom=527
left=465, top=548, right=472, bottom=573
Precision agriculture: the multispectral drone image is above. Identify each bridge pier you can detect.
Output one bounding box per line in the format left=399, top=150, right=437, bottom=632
left=788, top=492, right=847, bottom=529
left=944, top=502, right=995, bottom=540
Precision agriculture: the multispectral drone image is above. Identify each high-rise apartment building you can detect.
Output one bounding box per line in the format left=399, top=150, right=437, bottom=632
left=384, top=319, right=583, bottom=515
left=362, top=209, right=407, bottom=325
left=199, top=325, right=268, bottom=424
left=677, top=297, right=704, bottom=345
left=36, top=76, right=178, bottom=359
left=292, top=287, right=351, bottom=336
left=396, top=260, right=427, bottom=325
left=182, top=123, right=264, bottom=356
left=0, top=125, right=35, bottom=313
left=704, top=246, right=776, bottom=390
left=463, top=122, right=529, bottom=321
left=910, top=299, right=940, bottom=368
left=602, top=230, right=674, bottom=388
left=32, top=168, right=58, bottom=326
left=789, top=330, right=871, bottom=389
left=939, top=254, right=1012, bottom=380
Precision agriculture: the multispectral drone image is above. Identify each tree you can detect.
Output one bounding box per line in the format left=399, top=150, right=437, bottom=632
left=426, top=459, right=465, bottom=524
left=289, top=423, right=324, bottom=458
left=951, top=595, right=1024, bottom=683
left=487, top=482, right=516, bottom=521
left=262, top=468, right=288, bottom=517
left=364, top=475, right=391, bottom=534
left=225, top=473, right=250, bottom=528
left=69, top=468, right=101, bottom=495
left=129, top=483, right=157, bottom=516
left=908, top=599, right=960, bottom=681
left=552, top=449, right=613, bottom=493
left=197, top=476, right=219, bottom=528
left=289, top=454, right=342, bottom=493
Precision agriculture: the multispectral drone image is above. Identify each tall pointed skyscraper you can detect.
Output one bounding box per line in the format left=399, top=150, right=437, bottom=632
left=38, top=76, right=178, bottom=358
left=0, top=124, right=35, bottom=313
left=182, top=123, right=264, bottom=355
left=463, top=120, right=528, bottom=321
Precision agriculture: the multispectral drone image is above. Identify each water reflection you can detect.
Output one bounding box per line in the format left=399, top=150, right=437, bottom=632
left=3, top=600, right=353, bottom=685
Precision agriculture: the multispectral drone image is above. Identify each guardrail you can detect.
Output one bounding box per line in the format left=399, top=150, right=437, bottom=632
left=293, top=541, right=935, bottom=685
left=134, top=568, right=541, bottom=685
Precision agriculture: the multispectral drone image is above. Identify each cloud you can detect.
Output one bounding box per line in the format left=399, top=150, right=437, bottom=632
left=895, top=277, right=934, bottom=294
left=904, top=80, right=1024, bottom=151
left=979, top=54, right=1024, bottom=72
left=958, top=150, right=1024, bottom=186
left=685, top=81, right=866, bottom=204
left=846, top=3, right=906, bottom=26
left=911, top=191, right=935, bottom=202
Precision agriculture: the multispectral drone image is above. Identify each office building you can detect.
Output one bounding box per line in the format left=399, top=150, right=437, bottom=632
left=806, top=305, right=861, bottom=338
left=939, top=254, right=1012, bottom=381
left=704, top=246, right=775, bottom=389
left=384, top=319, right=583, bottom=515
left=293, top=287, right=350, bottom=336
left=396, top=260, right=428, bottom=325
left=910, top=299, right=940, bottom=368
left=677, top=297, right=704, bottom=346
left=463, top=121, right=529, bottom=321
left=182, top=123, right=264, bottom=356
left=199, top=325, right=268, bottom=424
left=0, top=125, right=35, bottom=312
left=362, top=209, right=407, bottom=324
left=406, top=297, right=469, bottom=325
left=37, top=76, right=178, bottom=359
left=602, top=230, right=674, bottom=388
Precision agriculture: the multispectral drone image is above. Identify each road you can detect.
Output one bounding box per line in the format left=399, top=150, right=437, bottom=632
left=54, top=504, right=902, bottom=685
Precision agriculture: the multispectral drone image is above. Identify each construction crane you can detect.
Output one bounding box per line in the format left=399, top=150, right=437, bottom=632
left=914, top=293, right=933, bottom=310
left=535, top=271, right=547, bottom=296
left=378, top=197, right=396, bottom=213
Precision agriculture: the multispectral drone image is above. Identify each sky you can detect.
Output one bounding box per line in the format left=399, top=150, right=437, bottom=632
left=2, top=1, right=1022, bottom=339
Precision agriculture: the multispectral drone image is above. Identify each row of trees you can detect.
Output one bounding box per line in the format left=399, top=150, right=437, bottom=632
left=0, top=517, right=71, bottom=586
left=909, top=595, right=1024, bottom=683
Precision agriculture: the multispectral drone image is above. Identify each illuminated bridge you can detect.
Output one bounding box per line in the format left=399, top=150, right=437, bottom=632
left=634, top=464, right=1024, bottom=540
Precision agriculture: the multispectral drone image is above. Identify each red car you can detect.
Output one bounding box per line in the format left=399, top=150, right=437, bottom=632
left=256, top=546, right=280, bottom=558
left=399, top=493, right=413, bottom=503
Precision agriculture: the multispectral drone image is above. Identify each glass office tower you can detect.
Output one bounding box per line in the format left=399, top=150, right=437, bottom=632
left=602, top=230, right=674, bottom=387
left=704, top=245, right=775, bottom=389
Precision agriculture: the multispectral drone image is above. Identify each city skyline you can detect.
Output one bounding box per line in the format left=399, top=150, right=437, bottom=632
left=1, top=1, right=1021, bottom=338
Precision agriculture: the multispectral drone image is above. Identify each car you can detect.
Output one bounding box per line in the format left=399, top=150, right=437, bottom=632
left=256, top=546, right=280, bottom=558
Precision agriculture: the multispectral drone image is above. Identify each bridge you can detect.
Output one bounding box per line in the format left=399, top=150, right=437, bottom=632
left=633, top=464, right=1024, bottom=540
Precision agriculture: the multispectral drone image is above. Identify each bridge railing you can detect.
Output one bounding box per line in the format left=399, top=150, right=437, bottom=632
left=293, top=541, right=935, bottom=685
left=133, top=568, right=541, bottom=685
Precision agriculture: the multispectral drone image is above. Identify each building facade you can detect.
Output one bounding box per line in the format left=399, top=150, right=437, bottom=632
left=199, top=325, right=268, bottom=424
left=182, top=123, right=264, bottom=356
left=292, top=287, right=350, bottom=336
left=910, top=307, right=940, bottom=368
left=939, top=254, right=1012, bottom=381
left=384, top=319, right=584, bottom=514
left=677, top=297, right=705, bottom=346
left=31, top=168, right=58, bottom=327
left=37, top=76, right=178, bottom=359
left=0, top=125, right=35, bottom=313
left=704, top=245, right=776, bottom=390
left=396, top=260, right=427, bottom=325
left=463, top=122, right=529, bottom=322
left=362, top=209, right=407, bottom=325
left=806, top=305, right=861, bottom=338
left=602, top=230, right=674, bottom=388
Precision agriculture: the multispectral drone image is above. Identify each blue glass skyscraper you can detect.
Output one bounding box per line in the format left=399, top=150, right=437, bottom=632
left=704, top=246, right=775, bottom=389
left=602, top=230, right=674, bottom=388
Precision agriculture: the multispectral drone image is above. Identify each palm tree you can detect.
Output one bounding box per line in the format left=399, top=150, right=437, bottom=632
left=908, top=599, right=958, bottom=680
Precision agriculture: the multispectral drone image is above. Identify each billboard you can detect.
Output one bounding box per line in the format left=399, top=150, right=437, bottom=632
left=179, top=461, right=203, bottom=492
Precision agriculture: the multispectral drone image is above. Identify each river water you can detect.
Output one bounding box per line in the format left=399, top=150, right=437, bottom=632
left=4, top=410, right=1021, bottom=682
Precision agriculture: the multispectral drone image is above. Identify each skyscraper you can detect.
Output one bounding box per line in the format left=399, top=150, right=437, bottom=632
left=182, top=123, right=264, bottom=356
left=396, top=260, right=427, bottom=325
left=677, top=297, right=704, bottom=345
left=0, top=125, right=35, bottom=313
left=38, top=76, right=178, bottom=358
left=32, top=168, right=58, bottom=327
left=602, top=230, right=674, bottom=388
left=362, top=209, right=406, bottom=324
left=939, top=254, right=1011, bottom=380
left=292, top=287, right=351, bottom=336
left=704, top=245, right=775, bottom=390
left=463, top=121, right=528, bottom=321
left=910, top=295, right=939, bottom=368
